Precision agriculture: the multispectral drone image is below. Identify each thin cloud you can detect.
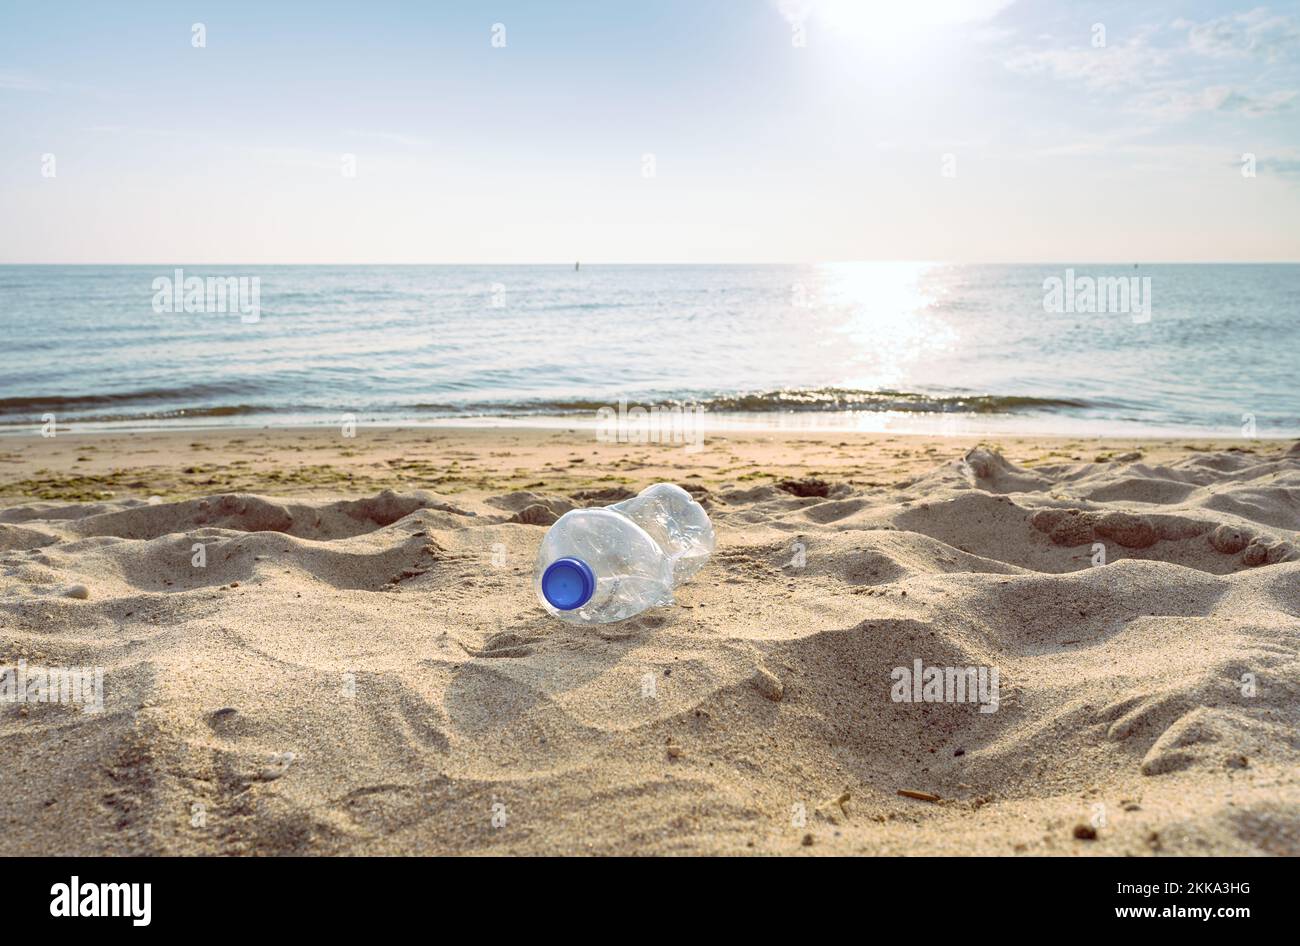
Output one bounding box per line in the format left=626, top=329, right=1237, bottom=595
left=1004, top=35, right=1169, bottom=92
left=1265, top=156, right=1300, bottom=177
left=1210, top=86, right=1297, bottom=115
left=1226, top=148, right=1300, bottom=177
left=1176, top=7, right=1300, bottom=62
left=1129, top=83, right=1297, bottom=120
left=1003, top=16, right=1298, bottom=123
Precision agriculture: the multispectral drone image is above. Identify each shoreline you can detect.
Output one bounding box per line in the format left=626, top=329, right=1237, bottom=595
left=2, top=412, right=1291, bottom=442
left=2, top=425, right=1290, bottom=504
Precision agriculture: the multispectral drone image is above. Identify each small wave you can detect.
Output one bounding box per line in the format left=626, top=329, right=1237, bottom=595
left=0, top=404, right=275, bottom=425
left=415, top=388, right=1093, bottom=415
left=0, top=382, right=262, bottom=414
left=697, top=388, right=1091, bottom=414
left=0, top=386, right=1092, bottom=426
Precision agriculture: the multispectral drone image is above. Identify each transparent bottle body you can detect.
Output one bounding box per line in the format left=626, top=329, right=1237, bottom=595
left=534, top=484, right=715, bottom=624
left=610, top=483, right=716, bottom=584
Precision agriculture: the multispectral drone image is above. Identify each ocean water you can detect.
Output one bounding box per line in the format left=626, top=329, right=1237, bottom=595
left=1, top=263, right=1296, bottom=437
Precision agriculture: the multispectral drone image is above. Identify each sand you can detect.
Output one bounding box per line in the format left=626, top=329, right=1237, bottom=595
left=1, top=426, right=1297, bottom=856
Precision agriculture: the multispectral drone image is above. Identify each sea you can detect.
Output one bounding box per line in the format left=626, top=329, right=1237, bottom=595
left=1, top=263, right=1296, bottom=438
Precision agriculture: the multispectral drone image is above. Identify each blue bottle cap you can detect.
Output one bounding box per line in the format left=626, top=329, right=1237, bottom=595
left=541, top=557, right=595, bottom=610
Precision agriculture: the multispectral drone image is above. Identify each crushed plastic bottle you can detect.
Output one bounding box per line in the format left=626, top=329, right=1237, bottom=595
left=534, top=483, right=715, bottom=624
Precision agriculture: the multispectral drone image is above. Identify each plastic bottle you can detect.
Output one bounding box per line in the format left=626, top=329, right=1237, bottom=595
left=534, top=483, right=715, bottom=624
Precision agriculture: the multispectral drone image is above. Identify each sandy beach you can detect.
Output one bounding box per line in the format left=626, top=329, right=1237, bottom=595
left=0, top=426, right=1296, bottom=855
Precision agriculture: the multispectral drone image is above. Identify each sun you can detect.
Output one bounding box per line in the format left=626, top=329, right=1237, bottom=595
left=808, top=0, right=1013, bottom=40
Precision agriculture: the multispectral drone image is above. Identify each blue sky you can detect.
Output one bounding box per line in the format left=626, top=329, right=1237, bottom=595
left=1, top=0, right=1298, bottom=262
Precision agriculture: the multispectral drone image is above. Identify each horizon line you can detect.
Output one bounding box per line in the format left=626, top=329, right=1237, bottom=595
left=3, top=260, right=1300, bottom=267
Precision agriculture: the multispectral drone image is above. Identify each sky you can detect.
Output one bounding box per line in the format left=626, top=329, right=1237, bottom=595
left=1, top=0, right=1298, bottom=263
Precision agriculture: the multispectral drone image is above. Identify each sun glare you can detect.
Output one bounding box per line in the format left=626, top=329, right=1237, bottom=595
left=814, top=261, right=954, bottom=390
left=812, top=0, right=1012, bottom=40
